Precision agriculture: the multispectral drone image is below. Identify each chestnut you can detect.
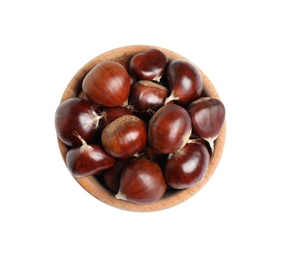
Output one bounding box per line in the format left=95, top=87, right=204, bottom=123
left=148, top=104, right=192, bottom=154
left=101, top=115, right=147, bottom=159
left=55, top=97, right=100, bottom=147
left=187, top=97, right=225, bottom=151
left=82, top=61, right=130, bottom=107
left=128, top=80, right=168, bottom=120
left=129, top=48, right=168, bottom=82
left=66, top=134, right=115, bottom=178
left=164, top=142, right=210, bottom=189
left=166, top=59, right=203, bottom=105
left=116, top=157, right=167, bottom=205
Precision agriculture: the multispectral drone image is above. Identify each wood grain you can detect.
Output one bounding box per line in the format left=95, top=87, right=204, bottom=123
left=57, top=45, right=226, bottom=212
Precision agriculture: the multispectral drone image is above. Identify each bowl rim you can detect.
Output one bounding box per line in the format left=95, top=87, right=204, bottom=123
left=57, top=44, right=226, bottom=212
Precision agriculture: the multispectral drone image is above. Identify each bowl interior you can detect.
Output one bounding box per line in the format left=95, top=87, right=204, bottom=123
left=57, top=45, right=226, bottom=212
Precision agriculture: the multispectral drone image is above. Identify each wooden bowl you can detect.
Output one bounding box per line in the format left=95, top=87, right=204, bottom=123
left=57, top=45, right=226, bottom=212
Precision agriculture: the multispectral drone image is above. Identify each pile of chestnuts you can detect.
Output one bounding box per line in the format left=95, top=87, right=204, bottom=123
left=55, top=48, right=225, bottom=205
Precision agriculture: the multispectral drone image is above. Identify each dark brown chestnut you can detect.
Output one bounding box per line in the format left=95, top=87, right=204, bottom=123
left=82, top=61, right=130, bottom=107
left=101, top=115, right=147, bottom=159
left=148, top=104, right=192, bottom=154
left=66, top=134, right=115, bottom=178
left=55, top=97, right=100, bottom=147
left=128, top=80, right=168, bottom=120
left=129, top=49, right=168, bottom=82
left=164, top=142, right=210, bottom=189
left=187, top=97, right=225, bottom=151
left=115, top=157, right=167, bottom=205
left=166, top=59, right=203, bottom=105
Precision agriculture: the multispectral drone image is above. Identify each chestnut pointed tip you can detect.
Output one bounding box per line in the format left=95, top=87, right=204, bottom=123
left=204, top=136, right=217, bottom=152
left=164, top=91, right=179, bottom=105
left=115, top=191, right=127, bottom=201
left=152, top=75, right=162, bottom=82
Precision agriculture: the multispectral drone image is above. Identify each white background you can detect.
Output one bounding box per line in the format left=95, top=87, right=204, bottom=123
left=1, top=0, right=292, bottom=259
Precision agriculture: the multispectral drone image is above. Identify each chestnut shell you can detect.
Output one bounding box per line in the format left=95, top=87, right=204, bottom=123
left=57, top=45, right=226, bottom=212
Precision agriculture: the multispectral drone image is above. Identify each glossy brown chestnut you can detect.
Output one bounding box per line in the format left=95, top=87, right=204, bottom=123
left=128, top=80, right=168, bottom=120
left=164, top=142, right=210, bottom=189
left=166, top=59, right=203, bottom=105
left=82, top=61, right=130, bottom=107
left=148, top=104, right=192, bottom=154
left=129, top=48, right=168, bottom=82
left=101, top=115, right=147, bottom=159
left=55, top=97, right=100, bottom=147
left=66, top=134, right=115, bottom=178
left=187, top=97, right=225, bottom=151
left=116, top=157, right=167, bottom=205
